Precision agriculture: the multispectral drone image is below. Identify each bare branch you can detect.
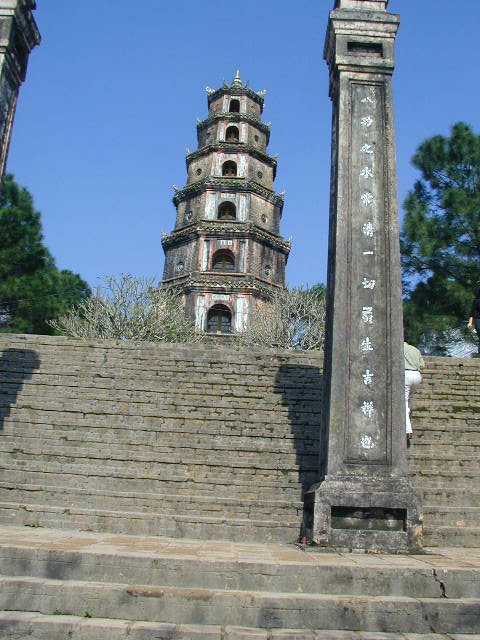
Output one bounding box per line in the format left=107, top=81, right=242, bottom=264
left=238, top=286, right=326, bottom=350
left=48, top=274, right=201, bottom=343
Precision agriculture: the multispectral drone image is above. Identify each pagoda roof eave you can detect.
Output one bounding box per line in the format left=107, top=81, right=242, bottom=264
left=186, top=143, right=277, bottom=169
left=196, top=113, right=270, bottom=136
left=161, top=220, right=291, bottom=254
left=207, top=86, right=265, bottom=109
left=161, top=272, right=284, bottom=297
left=172, top=177, right=285, bottom=208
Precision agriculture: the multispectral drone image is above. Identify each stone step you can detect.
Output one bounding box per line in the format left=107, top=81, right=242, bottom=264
left=412, top=482, right=477, bottom=497
left=1, top=457, right=312, bottom=483
left=410, top=442, right=480, bottom=453
left=409, top=468, right=480, bottom=481
left=412, top=431, right=480, bottom=441
left=410, top=484, right=479, bottom=499
left=409, top=451, right=479, bottom=464
left=411, top=452, right=480, bottom=463
left=1, top=528, right=478, bottom=598
left=0, top=483, right=304, bottom=522
left=422, top=506, right=480, bottom=528
left=414, top=414, right=480, bottom=423
left=1, top=575, right=478, bottom=633
left=8, top=355, right=315, bottom=372
left=1, top=612, right=474, bottom=640
left=411, top=426, right=480, bottom=435
left=413, top=437, right=480, bottom=446
left=0, top=428, right=319, bottom=455
left=2, top=414, right=320, bottom=441
left=0, top=469, right=313, bottom=500
left=411, top=480, right=479, bottom=493
left=413, top=418, right=480, bottom=427
left=0, top=443, right=318, bottom=469
left=413, top=411, right=480, bottom=420
left=409, top=451, right=479, bottom=460
left=0, top=396, right=316, bottom=414
left=423, top=525, right=480, bottom=548
left=1, top=396, right=311, bottom=417
left=0, top=456, right=317, bottom=481
left=419, top=488, right=480, bottom=507
left=410, top=468, right=479, bottom=480
left=0, top=502, right=300, bottom=543
left=6, top=493, right=478, bottom=552
left=2, top=390, right=320, bottom=411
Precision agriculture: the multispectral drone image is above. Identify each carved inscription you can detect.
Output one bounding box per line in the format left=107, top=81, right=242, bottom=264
left=346, top=83, right=388, bottom=464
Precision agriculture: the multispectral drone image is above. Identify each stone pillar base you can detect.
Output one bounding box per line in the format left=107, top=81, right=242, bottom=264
left=303, top=475, right=423, bottom=553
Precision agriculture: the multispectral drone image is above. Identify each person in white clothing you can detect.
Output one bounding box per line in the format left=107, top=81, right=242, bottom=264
left=404, top=341, right=425, bottom=440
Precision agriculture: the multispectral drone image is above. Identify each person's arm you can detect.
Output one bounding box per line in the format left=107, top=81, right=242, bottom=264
left=468, top=300, right=476, bottom=331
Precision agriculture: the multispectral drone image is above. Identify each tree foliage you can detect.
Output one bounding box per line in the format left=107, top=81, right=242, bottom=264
left=50, top=274, right=200, bottom=343
left=0, top=175, right=91, bottom=334
left=237, top=284, right=326, bottom=350
left=401, top=123, right=480, bottom=347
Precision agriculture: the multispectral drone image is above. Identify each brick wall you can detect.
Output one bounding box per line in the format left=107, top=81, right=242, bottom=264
left=0, top=334, right=478, bottom=546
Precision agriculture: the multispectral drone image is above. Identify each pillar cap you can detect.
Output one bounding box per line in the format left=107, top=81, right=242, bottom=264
left=334, top=0, right=388, bottom=9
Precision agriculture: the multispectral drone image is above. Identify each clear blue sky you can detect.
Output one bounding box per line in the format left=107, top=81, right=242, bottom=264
left=6, top=0, right=480, bottom=291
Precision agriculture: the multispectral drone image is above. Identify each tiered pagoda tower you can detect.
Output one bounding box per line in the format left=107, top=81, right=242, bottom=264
left=161, top=71, right=290, bottom=335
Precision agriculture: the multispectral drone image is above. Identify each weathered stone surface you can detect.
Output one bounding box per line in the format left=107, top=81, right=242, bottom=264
left=408, top=357, right=480, bottom=547
left=0, top=0, right=40, bottom=176
left=0, top=613, right=471, bottom=639
left=0, top=334, right=322, bottom=543
left=0, top=526, right=479, bottom=637
left=1, top=335, right=480, bottom=546
left=309, top=0, right=422, bottom=553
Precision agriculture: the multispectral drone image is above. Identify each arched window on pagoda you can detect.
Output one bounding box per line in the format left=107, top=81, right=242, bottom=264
left=207, top=304, right=232, bottom=334
left=229, top=99, right=240, bottom=113
left=211, top=250, right=235, bottom=273
left=222, top=160, right=237, bottom=177
left=217, top=201, right=236, bottom=220
left=226, top=125, right=239, bottom=142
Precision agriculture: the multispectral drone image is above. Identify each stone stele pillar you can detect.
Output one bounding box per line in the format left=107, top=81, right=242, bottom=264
left=305, top=0, right=422, bottom=552
left=0, top=0, right=40, bottom=177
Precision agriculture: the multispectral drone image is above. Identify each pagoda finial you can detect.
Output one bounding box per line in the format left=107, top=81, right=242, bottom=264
left=231, top=70, right=243, bottom=88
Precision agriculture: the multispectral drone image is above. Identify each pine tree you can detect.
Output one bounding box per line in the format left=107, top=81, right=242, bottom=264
left=401, top=123, right=480, bottom=347
left=0, top=175, right=91, bottom=334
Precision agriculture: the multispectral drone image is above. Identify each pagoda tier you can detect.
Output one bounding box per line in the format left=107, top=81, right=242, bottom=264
left=162, top=71, right=290, bottom=335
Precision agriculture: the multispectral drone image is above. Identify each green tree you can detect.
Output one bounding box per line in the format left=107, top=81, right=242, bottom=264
left=0, top=175, right=91, bottom=334
left=400, top=122, right=480, bottom=347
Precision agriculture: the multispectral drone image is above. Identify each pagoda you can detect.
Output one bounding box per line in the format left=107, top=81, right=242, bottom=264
left=161, top=71, right=290, bottom=335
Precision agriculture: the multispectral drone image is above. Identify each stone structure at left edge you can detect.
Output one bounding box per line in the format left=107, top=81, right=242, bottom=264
left=0, top=0, right=40, bottom=177
left=161, top=71, right=290, bottom=335
left=304, top=0, right=422, bottom=552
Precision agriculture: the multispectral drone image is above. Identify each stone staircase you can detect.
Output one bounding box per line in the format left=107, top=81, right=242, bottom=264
left=2, top=338, right=480, bottom=637
left=2, top=337, right=480, bottom=548
left=408, top=357, right=480, bottom=547
left=0, top=526, right=479, bottom=639
left=0, top=335, right=321, bottom=544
